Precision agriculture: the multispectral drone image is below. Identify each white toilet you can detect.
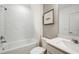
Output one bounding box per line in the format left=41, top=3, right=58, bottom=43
left=30, top=47, right=46, bottom=54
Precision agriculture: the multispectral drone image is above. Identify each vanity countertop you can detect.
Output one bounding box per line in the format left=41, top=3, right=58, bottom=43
left=42, top=37, right=79, bottom=54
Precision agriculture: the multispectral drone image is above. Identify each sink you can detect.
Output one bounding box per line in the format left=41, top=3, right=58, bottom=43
left=63, top=40, right=79, bottom=52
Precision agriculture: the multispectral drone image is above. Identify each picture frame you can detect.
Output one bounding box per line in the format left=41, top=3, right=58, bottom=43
left=43, top=9, right=54, bottom=25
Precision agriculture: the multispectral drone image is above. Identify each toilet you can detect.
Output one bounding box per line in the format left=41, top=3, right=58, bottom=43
left=30, top=47, right=46, bottom=54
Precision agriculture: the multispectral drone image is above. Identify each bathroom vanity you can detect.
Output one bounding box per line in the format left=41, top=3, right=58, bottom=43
left=46, top=43, right=68, bottom=54
left=42, top=37, right=79, bottom=54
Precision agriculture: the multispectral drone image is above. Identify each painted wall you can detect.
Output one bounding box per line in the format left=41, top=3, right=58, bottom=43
left=43, top=4, right=59, bottom=39
left=1, top=4, right=43, bottom=43
left=0, top=4, right=43, bottom=52
left=4, top=5, right=36, bottom=43
left=31, top=4, right=43, bottom=43
left=42, top=4, right=59, bottom=49
left=0, top=6, right=4, bottom=37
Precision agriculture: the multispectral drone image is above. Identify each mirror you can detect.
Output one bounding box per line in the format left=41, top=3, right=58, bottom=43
left=59, top=4, right=79, bottom=37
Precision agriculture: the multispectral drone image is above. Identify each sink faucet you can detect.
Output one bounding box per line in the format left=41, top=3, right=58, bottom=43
left=71, top=39, right=79, bottom=44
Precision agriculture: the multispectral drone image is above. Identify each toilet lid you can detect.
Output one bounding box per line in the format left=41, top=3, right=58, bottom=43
left=31, top=47, right=46, bottom=54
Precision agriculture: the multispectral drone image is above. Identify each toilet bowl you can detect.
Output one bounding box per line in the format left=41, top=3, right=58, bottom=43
left=30, top=47, right=46, bottom=54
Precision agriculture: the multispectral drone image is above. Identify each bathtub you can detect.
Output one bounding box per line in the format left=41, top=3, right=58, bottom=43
left=0, top=39, right=38, bottom=54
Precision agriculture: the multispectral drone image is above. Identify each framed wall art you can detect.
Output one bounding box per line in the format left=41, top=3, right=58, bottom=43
left=43, top=9, right=54, bottom=25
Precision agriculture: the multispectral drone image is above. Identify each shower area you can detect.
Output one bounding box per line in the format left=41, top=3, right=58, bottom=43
left=0, top=4, right=39, bottom=54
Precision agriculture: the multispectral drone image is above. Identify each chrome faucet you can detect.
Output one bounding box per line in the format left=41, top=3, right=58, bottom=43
left=0, top=36, right=6, bottom=43
left=71, top=39, right=79, bottom=44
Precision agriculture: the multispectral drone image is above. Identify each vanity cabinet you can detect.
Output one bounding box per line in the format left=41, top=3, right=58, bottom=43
left=46, top=44, right=66, bottom=54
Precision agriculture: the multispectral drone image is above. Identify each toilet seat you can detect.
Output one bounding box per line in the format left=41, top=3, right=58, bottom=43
left=30, top=47, right=46, bottom=54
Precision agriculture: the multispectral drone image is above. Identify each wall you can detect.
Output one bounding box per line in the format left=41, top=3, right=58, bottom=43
left=0, top=4, right=43, bottom=53
left=3, top=4, right=43, bottom=43
left=42, top=4, right=59, bottom=49
left=0, top=5, right=4, bottom=51
left=0, top=5, right=4, bottom=37
left=31, top=4, right=43, bottom=44
left=43, top=4, right=59, bottom=39
left=4, top=4, right=36, bottom=43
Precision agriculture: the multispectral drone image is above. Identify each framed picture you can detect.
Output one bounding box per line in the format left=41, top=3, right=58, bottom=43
left=43, top=9, right=54, bottom=25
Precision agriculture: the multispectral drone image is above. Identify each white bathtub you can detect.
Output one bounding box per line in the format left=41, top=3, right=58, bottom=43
left=0, top=39, right=38, bottom=54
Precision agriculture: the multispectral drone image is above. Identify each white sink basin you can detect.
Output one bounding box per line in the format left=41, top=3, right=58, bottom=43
left=63, top=40, right=79, bottom=52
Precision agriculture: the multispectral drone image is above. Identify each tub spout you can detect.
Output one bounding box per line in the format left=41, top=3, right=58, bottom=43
left=0, top=36, right=6, bottom=43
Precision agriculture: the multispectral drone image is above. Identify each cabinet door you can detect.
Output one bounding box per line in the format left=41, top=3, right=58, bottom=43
left=46, top=44, right=65, bottom=54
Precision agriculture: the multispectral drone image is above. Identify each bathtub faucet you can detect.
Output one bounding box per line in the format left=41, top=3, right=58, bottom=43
left=0, top=36, right=6, bottom=43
